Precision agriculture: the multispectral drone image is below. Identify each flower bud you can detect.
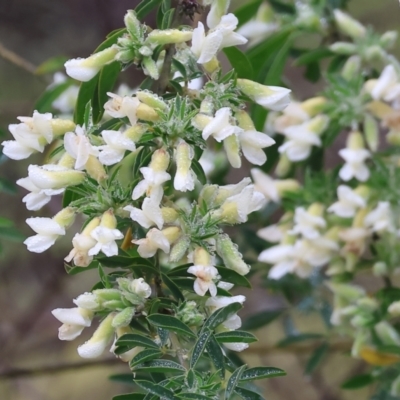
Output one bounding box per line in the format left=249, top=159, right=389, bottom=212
left=342, top=55, right=362, bottom=81
left=85, top=155, right=107, bottom=182
left=57, top=153, right=76, bottom=168
left=150, top=149, right=170, bottom=172
left=162, top=226, right=181, bottom=245
left=301, top=97, right=327, bottom=116
left=100, top=209, right=118, bottom=229
left=124, top=125, right=146, bottom=142
left=139, top=46, right=153, bottom=57
left=364, top=45, right=385, bottom=63
left=78, top=313, right=115, bottom=358
left=346, top=131, right=365, bottom=150
left=237, top=79, right=291, bottom=111
left=51, top=119, right=76, bottom=137
left=145, top=29, right=193, bottom=47
left=169, top=236, right=190, bottom=262
left=94, top=288, right=123, bottom=303
left=329, top=42, right=357, bottom=55
left=203, top=57, right=220, bottom=75
left=333, top=10, right=366, bottom=39
left=53, top=207, right=76, bottom=228
left=130, top=278, right=152, bottom=298
left=65, top=47, right=118, bottom=82
left=216, top=234, right=250, bottom=276
left=326, top=282, right=365, bottom=301
left=136, top=91, right=167, bottom=110
left=124, top=10, right=142, bottom=38
left=275, top=179, right=300, bottom=196
left=142, top=56, right=159, bottom=80
left=391, top=375, right=400, bottom=397
left=388, top=301, right=400, bottom=317
left=275, top=153, right=292, bottom=177
left=223, top=134, right=241, bottom=168
left=112, top=307, right=135, bottom=328
left=73, top=292, right=100, bottom=311
left=375, top=321, right=400, bottom=346
left=199, top=99, right=214, bottom=115
left=177, top=301, right=204, bottom=327
left=387, top=130, right=400, bottom=146
left=380, top=31, right=398, bottom=50
left=115, top=49, right=136, bottom=63
left=136, top=103, right=160, bottom=121
left=174, top=140, right=195, bottom=192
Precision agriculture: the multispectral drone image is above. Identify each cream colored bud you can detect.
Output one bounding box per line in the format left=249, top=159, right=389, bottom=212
left=365, top=100, right=393, bottom=120
left=124, top=125, right=146, bottom=142
left=82, top=217, right=101, bottom=235
left=380, top=31, right=398, bottom=50
left=342, top=55, right=362, bottom=81
left=51, top=120, right=76, bottom=137
left=275, top=153, right=292, bottom=177
left=162, top=226, right=181, bottom=244
left=115, top=49, right=135, bottom=63
left=53, top=207, right=76, bottom=228
left=387, top=130, right=400, bottom=146
left=354, top=185, right=370, bottom=200
left=124, top=10, right=141, bottom=38
left=333, top=10, right=366, bottom=39
left=28, top=165, right=85, bottom=189
left=136, top=103, right=160, bottom=121
left=308, top=115, right=329, bottom=134
left=85, top=155, right=107, bottom=182
left=207, top=0, right=231, bottom=28
left=57, top=153, right=76, bottom=168
left=192, top=113, right=212, bottom=130
left=223, top=134, right=241, bottom=169
left=145, top=29, right=192, bottom=46
left=353, top=208, right=369, bottom=228
left=203, top=57, right=220, bottom=74
left=193, top=247, right=212, bottom=266
left=373, top=261, right=388, bottom=277
left=235, top=110, right=255, bottom=130
left=150, top=149, right=170, bottom=172
left=300, top=97, right=327, bottom=116
left=169, top=236, right=190, bottom=262
left=364, top=114, right=379, bottom=152
left=216, top=234, right=250, bottom=276
left=112, top=307, right=135, bottom=328
left=275, top=179, right=300, bottom=196
left=308, top=202, right=325, bottom=217
left=101, top=209, right=118, bottom=229
left=346, top=131, right=365, bottom=150
left=200, top=99, right=214, bottom=115
left=364, top=45, right=385, bottom=62
left=161, top=207, right=179, bottom=223
left=136, top=91, right=167, bottom=110
left=199, top=185, right=218, bottom=208
left=329, top=42, right=357, bottom=55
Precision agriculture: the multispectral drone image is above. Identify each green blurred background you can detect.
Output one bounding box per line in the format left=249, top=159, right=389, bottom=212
left=0, top=1, right=399, bottom=399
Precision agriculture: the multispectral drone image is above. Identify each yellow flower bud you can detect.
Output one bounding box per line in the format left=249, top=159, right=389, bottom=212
left=85, top=155, right=107, bottom=182
left=101, top=209, right=118, bottom=229
left=51, top=120, right=76, bottom=137
left=150, top=149, right=170, bottom=172
left=53, top=207, right=76, bottom=228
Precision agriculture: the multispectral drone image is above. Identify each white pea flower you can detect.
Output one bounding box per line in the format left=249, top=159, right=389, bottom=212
left=237, top=129, right=275, bottom=165
left=132, top=228, right=171, bottom=258
left=174, top=140, right=196, bottom=192
left=191, top=14, right=247, bottom=64
left=132, top=149, right=171, bottom=202
left=24, top=217, right=66, bottom=253
left=2, top=111, right=53, bottom=160
left=52, top=307, right=94, bottom=341
left=368, top=65, right=400, bottom=103
left=124, top=197, right=164, bottom=230
left=97, top=129, right=136, bottom=166
left=206, top=295, right=246, bottom=330
left=364, top=202, right=394, bottom=234
left=206, top=0, right=230, bottom=28
left=237, top=20, right=278, bottom=47
left=339, top=148, right=371, bottom=181
left=78, top=313, right=115, bottom=358
left=258, top=244, right=296, bottom=279
left=64, top=126, right=99, bottom=170
left=202, top=107, right=242, bottom=142
left=65, top=217, right=101, bottom=267
left=104, top=92, right=141, bottom=126
left=73, top=293, right=101, bottom=311
left=273, top=101, right=311, bottom=133
left=130, top=278, right=152, bottom=299
left=17, top=176, right=64, bottom=211
left=289, top=205, right=326, bottom=239
left=258, top=225, right=285, bottom=243
left=328, top=185, right=366, bottom=218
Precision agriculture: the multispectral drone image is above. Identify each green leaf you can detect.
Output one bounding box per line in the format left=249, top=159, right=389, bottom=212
left=161, top=273, right=185, bottom=302
left=215, top=331, right=257, bottom=344
left=216, top=266, right=251, bottom=288
left=147, top=314, right=195, bottom=338
left=98, top=263, right=112, bottom=288
left=35, top=81, right=74, bottom=113
left=234, top=387, right=264, bottom=400
left=109, top=373, right=136, bottom=385
left=186, top=369, right=196, bottom=389
left=172, top=58, right=187, bottom=79
left=206, top=335, right=225, bottom=378
left=203, top=302, right=243, bottom=332
left=277, top=333, right=324, bottom=347
left=294, top=47, right=333, bottom=66
left=0, top=178, right=17, bottom=195
left=190, top=329, right=213, bottom=368
left=223, top=47, right=254, bottom=80
left=305, top=342, right=329, bottom=376
left=129, top=349, right=162, bottom=368
left=242, top=309, right=284, bottom=330
left=225, top=365, right=247, bottom=400
left=136, top=0, right=163, bottom=20
left=0, top=226, right=24, bottom=242
left=134, top=359, right=186, bottom=374
left=135, top=380, right=176, bottom=400
left=92, top=61, right=121, bottom=123
left=95, top=28, right=127, bottom=53
left=35, top=55, right=69, bottom=75
left=178, top=393, right=211, bottom=400
left=234, top=0, right=263, bottom=27
left=191, top=159, right=207, bottom=185
left=162, top=8, right=175, bottom=30
left=269, top=0, right=295, bottom=14
left=113, top=394, right=146, bottom=400
left=74, top=76, right=99, bottom=125
left=341, top=374, right=374, bottom=390
left=115, top=333, right=159, bottom=351
left=240, top=366, right=286, bottom=381
left=304, top=61, right=321, bottom=83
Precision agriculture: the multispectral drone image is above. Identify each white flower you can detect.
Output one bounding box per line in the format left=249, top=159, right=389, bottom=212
left=130, top=278, right=152, bottom=298
left=250, top=169, right=280, bottom=203
left=104, top=93, right=141, bottom=126
left=257, top=225, right=286, bottom=243
left=174, top=140, right=196, bottom=192
left=202, top=107, right=241, bottom=142
left=205, top=295, right=246, bottom=329
left=328, top=185, right=366, bottom=218
left=369, top=65, right=400, bottom=102
left=338, top=148, right=371, bottom=181
left=339, top=227, right=370, bottom=256
left=188, top=264, right=219, bottom=297
left=364, top=202, right=394, bottom=233
left=52, top=307, right=94, bottom=341
left=273, top=101, right=310, bottom=133
left=191, top=14, right=247, bottom=64
left=97, top=129, right=136, bottom=166
left=77, top=313, right=115, bottom=358
left=238, top=129, right=275, bottom=165
left=17, top=176, right=64, bottom=211
left=258, top=244, right=296, bottom=279
left=89, top=226, right=124, bottom=257
left=24, top=217, right=66, bottom=253
left=290, top=206, right=326, bottom=239
left=2, top=111, right=53, bottom=160
left=73, top=293, right=100, bottom=311
left=132, top=228, right=171, bottom=258
left=50, top=73, right=80, bottom=114
left=124, top=197, right=164, bottom=230
left=64, top=126, right=98, bottom=170
left=237, top=20, right=278, bottom=47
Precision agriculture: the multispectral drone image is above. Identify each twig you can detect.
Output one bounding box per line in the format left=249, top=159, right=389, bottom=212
left=0, top=41, right=37, bottom=74
left=0, top=358, right=122, bottom=379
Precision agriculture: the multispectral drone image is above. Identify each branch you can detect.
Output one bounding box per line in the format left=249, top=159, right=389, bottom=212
left=0, top=41, right=37, bottom=74
left=0, top=358, right=122, bottom=379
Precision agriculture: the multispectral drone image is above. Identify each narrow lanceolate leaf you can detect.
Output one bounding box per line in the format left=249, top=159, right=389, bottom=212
left=190, top=329, right=213, bottom=368
left=135, top=380, right=176, bottom=400
left=129, top=349, right=162, bottom=368
left=215, top=331, right=257, bottom=344
left=341, top=374, right=375, bottom=390
left=178, top=393, right=211, bottom=400
left=240, top=366, right=286, bottom=382
left=206, top=335, right=225, bottom=378
left=277, top=333, right=324, bottom=347
left=147, top=314, right=195, bottom=338
left=161, top=273, right=185, bottom=302
left=305, top=342, right=329, bottom=376
left=115, top=333, right=160, bottom=350
left=234, top=387, right=264, bottom=400
left=113, top=394, right=146, bottom=400
left=216, top=267, right=251, bottom=289
left=191, top=159, right=207, bottom=185
left=134, top=359, right=186, bottom=374
left=223, top=47, right=254, bottom=80
left=35, top=81, right=74, bottom=113
left=225, top=365, right=247, bottom=400
left=135, top=0, right=163, bottom=20
left=203, top=302, right=243, bottom=332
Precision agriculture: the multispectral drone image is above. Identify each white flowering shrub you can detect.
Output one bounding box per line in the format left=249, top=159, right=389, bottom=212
left=4, top=0, right=400, bottom=399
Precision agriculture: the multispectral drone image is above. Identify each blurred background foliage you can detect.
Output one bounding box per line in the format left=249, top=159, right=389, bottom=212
left=0, top=0, right=400, bottom=399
